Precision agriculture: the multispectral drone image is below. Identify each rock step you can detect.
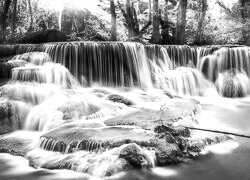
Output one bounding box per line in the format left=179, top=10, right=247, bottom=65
left=0, top=60, right=27, bottom=79
left=40, top=126, right=157, bottom=153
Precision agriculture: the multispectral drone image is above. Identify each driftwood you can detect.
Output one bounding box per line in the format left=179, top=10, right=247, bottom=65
left=184, top=126, right=250, bottom=138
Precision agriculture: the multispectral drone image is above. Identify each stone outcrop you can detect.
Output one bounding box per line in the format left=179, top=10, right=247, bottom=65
left=14, top=29, right=67, bottom=44
left=0, top=59, right=27, bottom=79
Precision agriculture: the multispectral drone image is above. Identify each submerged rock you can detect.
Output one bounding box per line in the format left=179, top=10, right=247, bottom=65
left=104, top=98, right=200, bottom=130
left=27, top=143, right=154, bottom=177
left=0, top=131, right=40, bottom=156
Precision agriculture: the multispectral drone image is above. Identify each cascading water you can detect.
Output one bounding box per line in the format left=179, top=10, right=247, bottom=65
left=43, top=42, right=153, bottom=88
left=1, top=42, right=250, bottom=179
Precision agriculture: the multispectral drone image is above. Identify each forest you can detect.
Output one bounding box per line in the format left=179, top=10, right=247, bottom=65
left=0, top=0, right=250, bottom=45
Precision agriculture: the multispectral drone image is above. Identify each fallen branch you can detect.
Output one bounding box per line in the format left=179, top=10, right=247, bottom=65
left=184, top=126, right=250, bottom=138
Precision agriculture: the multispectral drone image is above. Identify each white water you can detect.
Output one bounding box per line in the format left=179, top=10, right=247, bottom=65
left=1, top=43, right=250, bottom=179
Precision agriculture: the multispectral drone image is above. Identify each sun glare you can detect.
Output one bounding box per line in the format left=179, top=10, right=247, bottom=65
left=38, top=0, right=99, bottom=11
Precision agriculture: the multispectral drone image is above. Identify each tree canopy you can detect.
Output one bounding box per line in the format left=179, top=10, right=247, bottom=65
left=0, top=0, right=249, bottom=45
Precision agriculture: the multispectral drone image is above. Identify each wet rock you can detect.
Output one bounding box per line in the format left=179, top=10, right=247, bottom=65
left=118, top=143, right=152, bottom=168
left=216, top=70, right=250, bottom=98
left=40, top=126, right=156, bottom=153
left=0, top=59, right=27, bottom=79
left=186, top=132, right=233, bottom=157
left=154, top=125, right=191, bottom=137
left=155, top=140, right=182, bottom=165
left=27, top=144, right=153, bottom=177
left=105, top=98, right=200, bottom=130
left=0, top=131, right=40, bottom=156
left=0, top=100, right=16, bottom=134
left=105, top=94, right=134, bottom=106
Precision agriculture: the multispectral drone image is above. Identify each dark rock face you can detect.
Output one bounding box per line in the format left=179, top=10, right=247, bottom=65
left=105, top=94, right=134, bottom=106
left=0, top=60, right=27, bottom=79
left=118, top=143, right=152, bottom=168
left=0, top=100, right=16, bottom=134
left=154, top=125, right=191, bottom=138
left=14, top=29, right=67, bottom=44
left=155, top=140, right=182, bottom=165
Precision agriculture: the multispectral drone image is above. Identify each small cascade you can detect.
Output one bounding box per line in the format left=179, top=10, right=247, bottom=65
left=164, top=45, right=198, bottom=67
left=43, top=42, right=152, bottom=88
left=198, top=47, right=250, bottom=81
left=215, top=69, right=250, bottom=98
left=11, top=63, right=79, bottom=88
left=12, top=52, right=51, bottom=65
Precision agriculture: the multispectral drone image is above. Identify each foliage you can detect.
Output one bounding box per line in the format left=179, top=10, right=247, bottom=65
left=0, top=0, right=250, bottom=45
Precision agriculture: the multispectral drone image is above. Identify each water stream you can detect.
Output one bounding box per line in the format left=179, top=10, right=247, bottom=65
left=0, top=42, right=250, bottom=179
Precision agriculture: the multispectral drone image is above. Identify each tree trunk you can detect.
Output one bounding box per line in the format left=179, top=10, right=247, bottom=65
left=12, top=0, right=17, bottom=35
left=27, top=0, right=33, bottom=32
left=238, top=0, right=250, bottom=44
left=195, top=0, right=208, bottom=45
left=110, top=0, right=117, bottom=41
left=0, top=0, right=12, bottom=42
left=126, top=0, right=136, bottom=38
left=160, top=0, right=170, bottom=44
left=175, top=0, right=187, bottom=44
left=150, top=0, right=160, bottom=43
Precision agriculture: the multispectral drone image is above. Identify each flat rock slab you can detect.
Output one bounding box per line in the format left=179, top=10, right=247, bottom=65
left=0, top=131, right=40, bottom=156
left=104, top=98, right=200, bottom=130
left=40, top=126, right=156, bottom=153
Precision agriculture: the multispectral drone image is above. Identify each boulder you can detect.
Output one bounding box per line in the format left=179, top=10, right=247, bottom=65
left=14, top=29, right=67, bottom=44
left=118, top=143, right=152, bottom=168
left=105, top=94, right=134, bottom=106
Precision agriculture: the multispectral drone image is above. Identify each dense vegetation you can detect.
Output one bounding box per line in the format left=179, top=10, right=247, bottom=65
left=0, top=0, right=250, bottom=45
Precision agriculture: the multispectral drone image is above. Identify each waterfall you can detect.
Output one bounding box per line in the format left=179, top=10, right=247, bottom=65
left=42, top=42, right=153, bottom=88
left=1, top=42, right=249, bottom=97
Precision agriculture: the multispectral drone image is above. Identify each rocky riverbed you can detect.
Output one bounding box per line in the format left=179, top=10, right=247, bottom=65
left=0, top=51, right=233, bottom=178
